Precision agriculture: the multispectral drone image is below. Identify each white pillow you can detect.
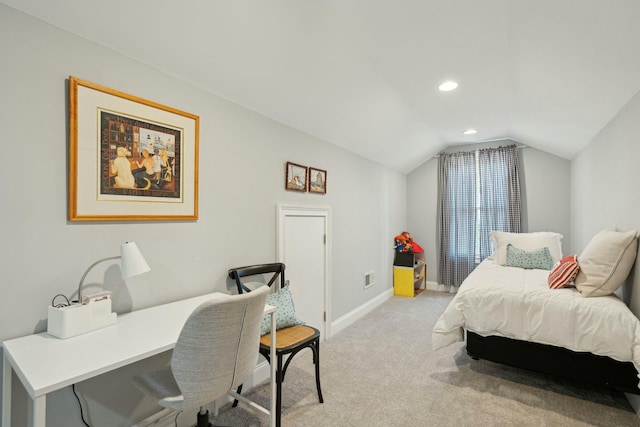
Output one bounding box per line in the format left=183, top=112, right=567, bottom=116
left=490, top=231, right=564, bottom=266
left=574, top=229, right=638, bottom=297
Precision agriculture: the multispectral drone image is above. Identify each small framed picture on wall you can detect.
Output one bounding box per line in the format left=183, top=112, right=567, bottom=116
left=285, top=161, right=307, bottom=192
left=308, top=167, right=327, bottom=194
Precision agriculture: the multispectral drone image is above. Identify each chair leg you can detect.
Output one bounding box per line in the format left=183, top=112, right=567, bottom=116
left=313, top=339, right=324, bottom=403
left=197, top=406, right=212, bottom=427
left=276, top=354, right=283, bottom=427
left=232, top=384, right=243, bottom=408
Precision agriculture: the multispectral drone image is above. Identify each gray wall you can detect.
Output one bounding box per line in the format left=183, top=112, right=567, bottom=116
left=0, top=5, right=406, bottom=426
left=407, top=144, right=571, bottom=284
left=571, top=89, right=640, bottom=314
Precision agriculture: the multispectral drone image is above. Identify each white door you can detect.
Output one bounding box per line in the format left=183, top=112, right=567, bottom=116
left=277, top=205, right=331, bottom=340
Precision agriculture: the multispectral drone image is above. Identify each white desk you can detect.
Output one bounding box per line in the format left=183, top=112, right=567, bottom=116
left=2, top=292, right=277, bottom=427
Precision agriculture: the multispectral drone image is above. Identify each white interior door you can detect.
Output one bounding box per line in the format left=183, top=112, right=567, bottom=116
left=277, top=205, right=331, bottom=340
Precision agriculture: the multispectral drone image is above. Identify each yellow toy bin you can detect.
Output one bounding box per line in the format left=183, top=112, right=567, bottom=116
left=393, top=252, right=426, bottom=297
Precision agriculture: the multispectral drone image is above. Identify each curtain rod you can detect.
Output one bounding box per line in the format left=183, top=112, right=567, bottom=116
left=433, top=143, right=528, bottom=158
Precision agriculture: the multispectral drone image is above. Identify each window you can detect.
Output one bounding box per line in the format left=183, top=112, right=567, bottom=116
left=438, top=145, right=521, bottom=286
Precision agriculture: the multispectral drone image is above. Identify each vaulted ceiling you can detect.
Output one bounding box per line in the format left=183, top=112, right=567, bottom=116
left=4, top=0, right=640, bottom=172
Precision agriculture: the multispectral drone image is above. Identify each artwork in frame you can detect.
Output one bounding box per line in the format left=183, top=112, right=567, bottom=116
left=68, top=76, right=199, bottom=221
left=308, top=167, right=327, bottom=194
left=285, top=161, right=307, bottom=192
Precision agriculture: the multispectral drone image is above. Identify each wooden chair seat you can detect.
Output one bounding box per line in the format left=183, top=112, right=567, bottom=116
left=260, top=325, right=317, bottom=349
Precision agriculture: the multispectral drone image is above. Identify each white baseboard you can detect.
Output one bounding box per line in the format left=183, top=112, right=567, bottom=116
left=330, top=288, right=393, bottom=336
left=132, top=408, right=173, bottom=427
left=426, top=281, right=458, bottom=293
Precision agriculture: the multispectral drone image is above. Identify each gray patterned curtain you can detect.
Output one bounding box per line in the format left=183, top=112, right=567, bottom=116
left=477, top=145, right=521, bottom=259
left=438, top=145, right=522, bottom=286
left=438, top=150, right=477, bottom=287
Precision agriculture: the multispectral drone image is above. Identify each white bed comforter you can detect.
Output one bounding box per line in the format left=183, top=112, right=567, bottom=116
left=432, top=259, right=640, bottom=376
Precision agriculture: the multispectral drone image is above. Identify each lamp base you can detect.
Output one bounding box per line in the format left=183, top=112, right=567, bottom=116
left=47, top=299, right=117, bottom=339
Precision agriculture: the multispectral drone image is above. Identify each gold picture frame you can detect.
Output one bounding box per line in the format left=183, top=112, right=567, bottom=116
left=69, top=76, right=199, bottom=221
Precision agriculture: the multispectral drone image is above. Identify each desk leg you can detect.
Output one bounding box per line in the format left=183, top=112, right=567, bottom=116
left=269, top=311, right=276, bottom=427
left=28, top=395, right=46, bottom=427
left=2, top=357, right=45, bottom=427
left=2, top=355, right=11, bottom=427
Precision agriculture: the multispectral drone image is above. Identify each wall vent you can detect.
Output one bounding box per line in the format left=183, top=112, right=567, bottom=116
left=364, top=271, right=375, bottom=289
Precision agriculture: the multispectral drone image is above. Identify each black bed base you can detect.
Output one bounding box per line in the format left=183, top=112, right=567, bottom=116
left=466, top=331, right=640, bottom=394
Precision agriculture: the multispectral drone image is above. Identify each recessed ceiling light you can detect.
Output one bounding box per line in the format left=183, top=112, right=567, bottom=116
left=438, top=81, right=458, bottom=92
left=463, top=129, right=478, bottom=135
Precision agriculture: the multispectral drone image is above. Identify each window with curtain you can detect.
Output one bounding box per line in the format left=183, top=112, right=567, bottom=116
left=437, top=144, right=522, bottom=287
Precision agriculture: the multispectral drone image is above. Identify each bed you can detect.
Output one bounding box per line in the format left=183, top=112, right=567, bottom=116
left=432, top=230, right=640, bottom=394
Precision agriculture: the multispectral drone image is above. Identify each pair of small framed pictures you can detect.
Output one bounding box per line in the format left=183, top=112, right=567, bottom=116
left=285, top=161, right=327, bottom=194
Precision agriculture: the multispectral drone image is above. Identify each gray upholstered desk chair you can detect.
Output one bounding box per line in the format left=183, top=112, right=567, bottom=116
left=133, top=286, right=269, bottom=427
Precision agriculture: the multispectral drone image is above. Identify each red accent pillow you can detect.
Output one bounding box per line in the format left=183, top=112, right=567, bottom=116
left=548, top=255, right=579, bottom=289
left=411, top=241, right=424, bottom=253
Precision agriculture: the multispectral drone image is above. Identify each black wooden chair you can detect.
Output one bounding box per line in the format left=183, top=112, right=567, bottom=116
left=228, top=263, right=323, bottom=427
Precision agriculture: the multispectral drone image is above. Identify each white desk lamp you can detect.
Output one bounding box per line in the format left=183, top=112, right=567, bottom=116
left=47, top=242, right=150, bottom=339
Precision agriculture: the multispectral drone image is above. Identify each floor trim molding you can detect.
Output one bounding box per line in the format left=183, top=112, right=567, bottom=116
left=330, top=288, right=393, bottom=336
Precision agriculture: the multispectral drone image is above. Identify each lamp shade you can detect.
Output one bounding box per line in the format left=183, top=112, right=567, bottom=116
left=120, top=242, right=151, bottom=278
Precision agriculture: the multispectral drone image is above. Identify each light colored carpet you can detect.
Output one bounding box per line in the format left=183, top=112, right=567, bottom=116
left=210, top=290, right=640, bottom=426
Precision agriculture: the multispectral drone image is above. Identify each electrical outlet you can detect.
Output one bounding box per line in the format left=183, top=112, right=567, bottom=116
left=364, top=271, right=375, bottom=289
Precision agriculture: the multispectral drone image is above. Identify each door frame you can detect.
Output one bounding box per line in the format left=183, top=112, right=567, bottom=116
left=277, top=204, right=332, bottom=339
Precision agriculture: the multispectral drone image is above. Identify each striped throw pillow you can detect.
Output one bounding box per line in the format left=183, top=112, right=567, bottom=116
left=548, top=255, right=579, bottom=289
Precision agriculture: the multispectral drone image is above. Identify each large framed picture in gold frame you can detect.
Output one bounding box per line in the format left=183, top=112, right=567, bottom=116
left=69, top=76, right=199, bottom=221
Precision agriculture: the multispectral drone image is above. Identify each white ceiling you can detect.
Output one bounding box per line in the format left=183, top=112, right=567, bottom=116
left=4, top=0, right=640, bottom=172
